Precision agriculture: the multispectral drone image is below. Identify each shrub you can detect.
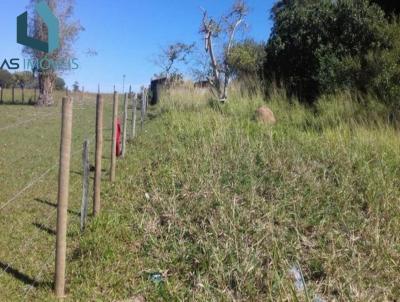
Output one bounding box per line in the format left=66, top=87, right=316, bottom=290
left=265, top=0, right=391, bottom=103
left=0, top=70, right=13, bottom=88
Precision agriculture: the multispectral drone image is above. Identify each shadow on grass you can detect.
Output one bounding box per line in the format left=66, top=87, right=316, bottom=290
left=146, top=112, right=158, bottom=120
left=34, top=198, right=80, bottom=217
left=71, top=170, right=83, bottom=176
left=32, top=223, right=56, bottom=236
left=0, top=261, right=53, bottom=288
left=0, top=101, right=36, bottom=106
left=71, top=169, right=106, bottom=178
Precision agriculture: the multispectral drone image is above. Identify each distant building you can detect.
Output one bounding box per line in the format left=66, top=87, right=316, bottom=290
left=194, top=80, right=210, bottom=89
left=150, top=76, right=167, bottom=105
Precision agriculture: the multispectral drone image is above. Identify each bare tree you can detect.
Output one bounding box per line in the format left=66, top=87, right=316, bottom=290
left=190, top=47, right=213, bottom=82
left=200, top=0, right=248, bottom=101
left=154, top=42, right=195, bottom=79
left=24, top=0, right=83, bottom=106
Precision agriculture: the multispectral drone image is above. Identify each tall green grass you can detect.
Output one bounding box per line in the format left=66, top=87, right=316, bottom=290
left=61, top=85, right=400, bottom=301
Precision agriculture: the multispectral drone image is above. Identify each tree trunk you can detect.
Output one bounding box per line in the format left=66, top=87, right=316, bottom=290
left=205, top=34, right=224, bottom=100
left=221, top=77, right=228, bottom=101
left=221, top=65, right=230, bottom=101
left=37, top=71, right=55, bottom=106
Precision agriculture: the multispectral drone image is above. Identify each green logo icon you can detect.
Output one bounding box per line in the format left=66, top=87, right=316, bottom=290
left=17, top=1, right=60, bottom=53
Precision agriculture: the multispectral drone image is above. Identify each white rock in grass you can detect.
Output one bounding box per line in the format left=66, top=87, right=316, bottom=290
left=289, top=265, right=305, bottom=292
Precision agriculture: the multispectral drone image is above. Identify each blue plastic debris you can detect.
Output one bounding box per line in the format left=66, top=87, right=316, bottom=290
left=149, top=272, right=163, bottom=284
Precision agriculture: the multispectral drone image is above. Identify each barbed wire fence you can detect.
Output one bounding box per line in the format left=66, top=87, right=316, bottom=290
left=0, top=101, right=97, bottom=284
left=0, top=85, right=150, bottom=298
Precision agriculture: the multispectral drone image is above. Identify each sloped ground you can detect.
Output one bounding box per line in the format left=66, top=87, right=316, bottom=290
left=11, top=89, right=400, bottom=301
left=64, top=89, right=400, bottom=301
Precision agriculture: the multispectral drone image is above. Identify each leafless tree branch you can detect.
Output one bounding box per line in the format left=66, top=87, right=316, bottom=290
left=199, top=0, right=248, bottom=101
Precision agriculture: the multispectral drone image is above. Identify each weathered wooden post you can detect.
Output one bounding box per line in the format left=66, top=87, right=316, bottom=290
left=21, top=86, right=25, bottom=103
left=142, top=88, right=145, bottom=114
left=93, top=92, right=103, bottom=216
left=131, top=93, right=137, bottom=139
left=12, top=86, right=15, bottom=103
left=80, top=86, right=84, bottom=103
left=143, top=88, right=146, bottom=114
left=122, top=93, right=128, bottom=157
left=55, top=96, right=73, bottom=298
left=141, top=89, right=145, bottom=130
left=110, top=89, right=118, bottom=182
left=146, top=89, right=149, bottom=110
left=80, top=140, right=89, bottom=232
left=144, top=88, right=149, bottom=113
left=0, top=86, right=3, bottom=104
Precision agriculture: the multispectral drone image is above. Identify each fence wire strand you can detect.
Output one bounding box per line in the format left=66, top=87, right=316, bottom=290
left=0, top=133, right=96, bottom=212
left=0, top=171, right=83, bottom=280
left=0, top=95, right=117, bottom=298
left=0, top=112, right=59, bottom=132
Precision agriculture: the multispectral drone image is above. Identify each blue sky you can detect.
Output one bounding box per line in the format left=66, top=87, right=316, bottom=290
left=0, top=0, right=275, bottom=92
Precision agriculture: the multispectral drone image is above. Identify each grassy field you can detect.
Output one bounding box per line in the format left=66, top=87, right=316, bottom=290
left=0, top=90, right=118, bottom=301
left=1, top=86, right=400, bottom=301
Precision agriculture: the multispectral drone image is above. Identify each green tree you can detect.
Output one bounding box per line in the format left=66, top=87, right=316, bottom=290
left=361, top=21, right=400, bottom=104
left=227, top=39, right=266, bottom=95
left=265, top=0, right=389, bottom=102
left=0, top=70, right=12, bottom=88
left=227, top=39, right=265, bottom=80
left=11, top=71, right=35, bottom=88
left=72, top=81, right=79, bottom=92
left=55, top=77, right=66, bottom=90
left=24, top=0, right=83, bottom=106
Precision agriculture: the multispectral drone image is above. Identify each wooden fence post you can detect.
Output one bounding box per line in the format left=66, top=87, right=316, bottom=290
left=55, top=96, right=73, bottom=298
left=80, top=140, right=89, bottom=231
left=145, top=88, right=148, bottom=113
left=131, top=93, right=137, bottom=139
left=146, top=89, right=149, bottom=110
left=142, top=88, right=146, bottom=114
left=110, top=90, right=118, bottom=182
left=122, top=93, right=128, bottom=158
left=81, top=86, right=84, bottom=103
left=21, top=86, right=24, bottom=103
left=141, top=90, right=145, bottom=130
left=0, top=86, right=3, bottom=104
left=93, top=93, right=104, bottom=216
left=12, top=86, right=15, bottom=103
left=143, top=89, right=146, bottom=114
